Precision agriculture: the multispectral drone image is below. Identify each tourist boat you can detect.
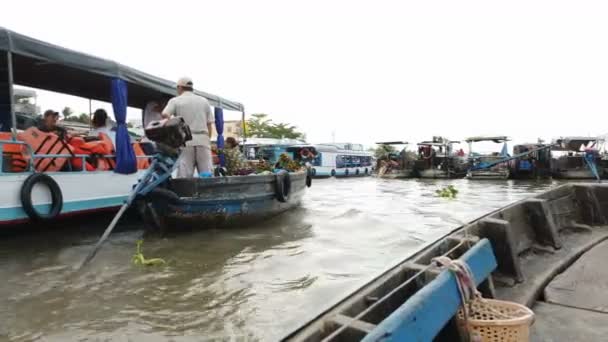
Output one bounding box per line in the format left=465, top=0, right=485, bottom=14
left=283, top=182, right=608, bottom=341
left=551, top=136, right=607, bottom=180
left=0, top=27, right=243, bottom=226
left=466, top=136, right=511, bottom=180
left=306, top=143, right=373, bottom=178
left=374, top=141, right=415, bottom=179
left=509, top=142, right=552, bottom=179
left=414, top=137, right=468, bottom=179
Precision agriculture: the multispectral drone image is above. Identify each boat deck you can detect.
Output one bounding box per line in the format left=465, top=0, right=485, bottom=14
left=531, top=239, right=608, bottom=341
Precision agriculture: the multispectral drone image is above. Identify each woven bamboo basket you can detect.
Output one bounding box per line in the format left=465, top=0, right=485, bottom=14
left=457, top=298, right=534, bottom=342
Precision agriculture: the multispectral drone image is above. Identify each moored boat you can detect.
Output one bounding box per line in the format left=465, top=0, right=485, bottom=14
left=509, top=142, right=552, bottom=179
left=374, top=141, right=415, bottom=179
left=283, top=182, right=608, bottom=341
left=551, top=136, right=606, bottom=180
left=466, top=136, right=511, bottom=180
left=415, top=137, right=468, bottom=179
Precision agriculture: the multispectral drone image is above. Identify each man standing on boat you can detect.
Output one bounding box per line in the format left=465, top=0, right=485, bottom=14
left=162, top=77, right=214, bottom=177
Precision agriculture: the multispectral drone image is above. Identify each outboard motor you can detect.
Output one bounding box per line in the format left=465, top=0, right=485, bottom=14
left=144, top=117, right=192, bottom=157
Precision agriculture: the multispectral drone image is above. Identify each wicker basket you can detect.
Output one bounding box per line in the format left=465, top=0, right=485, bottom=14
left=456, top=298, right=535, bottom=342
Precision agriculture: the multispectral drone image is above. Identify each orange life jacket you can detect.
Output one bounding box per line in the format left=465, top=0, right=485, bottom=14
left=0, top=132, right=28, bottom=172
left=132, top=142, right=150, bottom=169
left=17, top=127, right=71, bottom=172
left=98, top=133, right=117, bottom=170
left=68, top=134, right=116, bottom=171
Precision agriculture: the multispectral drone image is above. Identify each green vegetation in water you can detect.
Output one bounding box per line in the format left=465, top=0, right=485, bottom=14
left=132, top=240, right=166, bottom=266
left=436, top=185, right=459, bottom=198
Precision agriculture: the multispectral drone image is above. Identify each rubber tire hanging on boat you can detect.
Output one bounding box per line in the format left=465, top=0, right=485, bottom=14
left=306, top=170, right=312, bottom=188
left=20, top=173, right=63, bottom=221
left=345, top=169, right=349, bottom=176
left=331, top=169, right=336, bottom=177
left=275, top=171, right=291, bottom=203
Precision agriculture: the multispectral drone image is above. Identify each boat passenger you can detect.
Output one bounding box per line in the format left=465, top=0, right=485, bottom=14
left=162, top=77, right=214, bottom=178
left=38, top=109, right=67, bottom=139
left=89, top=109, right=116, bottom=146
left=224, top=137, right=248, bottom=175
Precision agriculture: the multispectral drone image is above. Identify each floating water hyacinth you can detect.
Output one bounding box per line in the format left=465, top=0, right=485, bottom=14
left=436, top=185, right=459, bottom=199
left=132, top=240, right=166, bottom=266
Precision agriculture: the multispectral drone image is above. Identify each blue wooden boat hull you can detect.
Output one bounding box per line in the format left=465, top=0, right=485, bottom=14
left=149, top=171, right=308, bottom=229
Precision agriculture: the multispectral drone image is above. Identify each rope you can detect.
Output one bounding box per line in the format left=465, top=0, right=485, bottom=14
left=432, top=256, right=481, bottom=342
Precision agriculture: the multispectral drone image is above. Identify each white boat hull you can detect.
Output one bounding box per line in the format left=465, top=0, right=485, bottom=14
left=0, top=171, right=144, bottom=225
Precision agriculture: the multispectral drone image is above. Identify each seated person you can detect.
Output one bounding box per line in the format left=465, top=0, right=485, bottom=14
left=223, top=137, right=247, bottom=175
left=38, top=109, right=67, bottom=139
left=88, top=109, right=116, bottom=147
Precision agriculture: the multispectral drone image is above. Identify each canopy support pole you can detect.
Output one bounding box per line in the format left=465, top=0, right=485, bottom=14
left=7, top=52, right=16, bottom=139
left=88, top=99, right=92, bottom=129
left=241, top=110, right=247, bottom=142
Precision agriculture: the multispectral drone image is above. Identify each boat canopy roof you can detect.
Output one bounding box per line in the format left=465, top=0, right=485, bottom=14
left=0, top=27, right=243, bottom=111
left=375, top=141, right=409, bottom=145
left=552, top=136, right=601, bottom=151
left=465, top=135, right=510, bottom=143
left=241, top=137, right=306, bottom=146
left=417, top=140, right=460, bottom=146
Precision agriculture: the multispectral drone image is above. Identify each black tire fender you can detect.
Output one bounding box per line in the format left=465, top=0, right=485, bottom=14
left=331, top=169, right=336, bottom=177
left=345, top=169, right=349, bottom=176
left=20, top=173, right=63, bottom=221
left=306, top=169, right=313, bottom=188
left=355, top=169, right=360, bottom=175
left=275, top=171, right=291, bottom=203
left=365, top=168, right=369, bottom=175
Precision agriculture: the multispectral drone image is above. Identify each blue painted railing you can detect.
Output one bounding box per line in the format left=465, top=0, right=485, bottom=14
left=362, top=239, right=497, bottom=342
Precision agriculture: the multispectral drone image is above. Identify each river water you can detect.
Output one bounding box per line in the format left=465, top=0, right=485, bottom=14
left=0, top=178, right=557, bottom=341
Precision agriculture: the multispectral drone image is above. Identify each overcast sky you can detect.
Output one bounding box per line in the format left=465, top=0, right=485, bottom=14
left=2, top=0, right=608, bottom=149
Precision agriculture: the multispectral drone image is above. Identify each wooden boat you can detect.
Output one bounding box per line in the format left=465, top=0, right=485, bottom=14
left=283, top=183, right=608, bottom=341
left=140, top=170, right=310, bottom=230
left=551, top=136, right=607, bottom=180
left=374, top=141, right=415, bottom=179
left=466, top=136, right=511, bottom=180
left=509, top=143, right=552, bottom=179
left=415, top=137, right=468, bottom=179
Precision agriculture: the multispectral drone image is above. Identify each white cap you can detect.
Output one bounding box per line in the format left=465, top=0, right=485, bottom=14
left=177, top=76, right=193, bottom=88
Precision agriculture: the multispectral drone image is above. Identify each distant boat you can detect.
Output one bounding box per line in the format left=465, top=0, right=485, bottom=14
left=308, top=143, right=373, bottom=178
left=415, top=136, right=468, bottom=179
left=465, top=135, right=511, bottom=180
left=374, top=141, right=415, bottom=179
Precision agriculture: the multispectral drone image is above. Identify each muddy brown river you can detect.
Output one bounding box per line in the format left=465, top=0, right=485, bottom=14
left=0, top=178, right=557, bottom=341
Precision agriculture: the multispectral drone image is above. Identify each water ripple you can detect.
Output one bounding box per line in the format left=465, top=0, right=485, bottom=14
left=0, top=177, right=557, bottom=340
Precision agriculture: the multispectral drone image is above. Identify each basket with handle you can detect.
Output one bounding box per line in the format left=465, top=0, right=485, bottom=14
left=456, top=298, right=534, bottom=342
left=433, top=256, right=535, bottom=342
